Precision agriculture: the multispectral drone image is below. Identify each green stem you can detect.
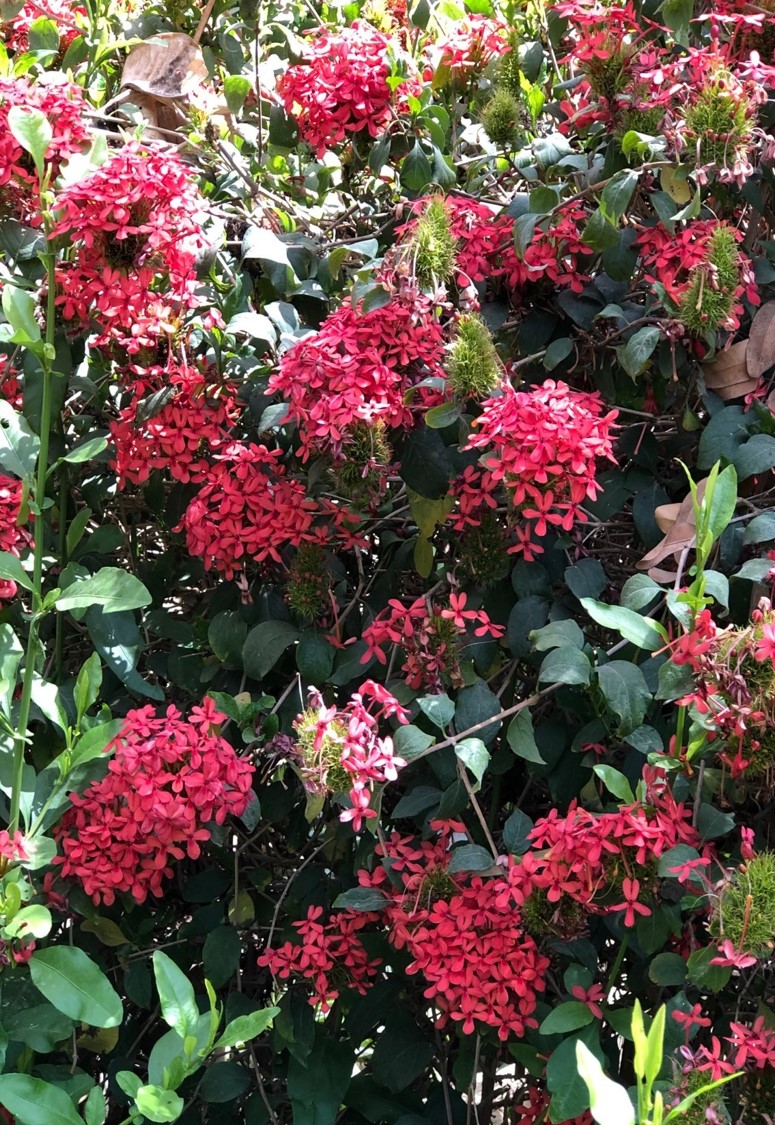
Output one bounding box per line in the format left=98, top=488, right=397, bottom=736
left=604, top=931, right=630, bottom=996
left=8, top=239, right=57, bottom=836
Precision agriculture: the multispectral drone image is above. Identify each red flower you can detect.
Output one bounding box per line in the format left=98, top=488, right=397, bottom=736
left=54, top=700, right=254, bottom=905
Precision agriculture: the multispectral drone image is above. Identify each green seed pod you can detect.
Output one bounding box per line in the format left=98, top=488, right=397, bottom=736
left=412, top=195, right=457, bottom=286
left=496, top=30, right=522, bottom=97
left=481, top=88, right=521, bottom=148
left=677, top=225, right=740, bottom=336
left=447, top=314, right=502, bottom=400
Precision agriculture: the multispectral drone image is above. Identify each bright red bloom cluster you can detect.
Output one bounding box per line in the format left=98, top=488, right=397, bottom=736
left=110, top=362, right=239, bottom=487
left=54, top=698, right=254, bottom=905
left=258, top=904, right=381, bottom=1012
left=291, top=681, right=409, bottom=831
left=0, top=75, right=88, bottom=218
left=277, top=21, right=418, bottom=157
left=177, top=442, right=361, bottom=576
left=358, top=822, right=550, bottom=1040
left=464, top=379, right=618, bottom=559
left=423, top=14, right=508, bottom=83
left=685, top=1016, right=775, bottom=1082
left=52, top=143, right=209, bottom=353
left=506, top=787, right=702, bottom=929
left=637, top=220, right=758, bottom=328
left=268, top=278, right=444, bottom=460
left=399, top=195, right=594, bottom=295
left=0, top=472, right=31, bottom=600
left=361, top=592, right=505, bottom=692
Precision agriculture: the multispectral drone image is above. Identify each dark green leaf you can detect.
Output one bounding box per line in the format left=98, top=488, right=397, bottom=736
left=597, top=661, right=651, bottom=735
left=243, top=621, right=299, bottom=681
left=56, top=568, right=151, bottom=614
left=538, top=647, right=591, bottom=686
left=204, top=927, right=242, bottom=989
left=0, top=1075, right=82, bottom=1125
left=539, top=1002, right=594, bottom=1035
left=332, top=887, right=389, bottom=911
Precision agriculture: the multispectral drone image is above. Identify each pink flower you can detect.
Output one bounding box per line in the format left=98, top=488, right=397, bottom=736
left=710, top=940, right=758, bottom=969
left=754, top=622, right=775, bottom=664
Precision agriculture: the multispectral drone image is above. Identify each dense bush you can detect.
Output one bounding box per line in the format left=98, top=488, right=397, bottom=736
left=0, top=0, right=773, bottom=1121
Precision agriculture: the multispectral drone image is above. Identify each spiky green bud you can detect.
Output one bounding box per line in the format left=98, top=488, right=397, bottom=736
left=712, top=851, right=775, bottom=959
left=677, top=225, right=740, bottom=336
left=412, top=195, right=457, bottom=286
left=446, top=314, right=502, bottom=400
left=481, top=88, right=521, bottom=148
left=496, top=30, right=522, bottom=97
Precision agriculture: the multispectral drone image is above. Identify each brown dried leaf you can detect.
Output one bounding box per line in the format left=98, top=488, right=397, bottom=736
left=121, top=32, right=207, bottom=103
left=703, top=340, right=759, bottom=401
left=747, top=301, right=775, bottom=381
left=655, top=502, right=681, bottom=535
left=637, top=480, right=707, bottom=573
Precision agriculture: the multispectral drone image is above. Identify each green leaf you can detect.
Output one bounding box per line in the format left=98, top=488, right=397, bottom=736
left=0, top=550, right=32, bottom=593
left=705, top=464, right=737, bottom=541
left=0, top=622, right=23, bottom=718
left=398, top=426, right=452, bottom=499
left=0, top=400, right=40, bottom=478
left=649, top=953, right=687, bottom=986
left=296, top=630, right=334, bottom=682
left=29, top=946, right=123, bottom=1028
left=503, top=808, right=534, bottom=854
left=734, top=434, right=775, bottom=482
left=62, top=435, right=108, bottom=464
left=401, top=140, right=433, bottom=193
left=531, top=618, right=585, bottom=651
left=84, top=1085, right=106, bottom=1125
left=153, top=950, right=199, bottom=1040
left=540, top=1001, right=594, bottom=1036
left=414, top=535, right=434, bottom=578
left=5, top=904, right=52, bottom=939
left=600, top=169, right=639, bottom=220
left=204, top=927, right=241, bottom=989
left=565, top=559, right=607, bottom=600
left=74, top=652, right=102, bottom=721
left=575, top=1042, right=635, bottom=1125
left=242, top=620, right=299, bottom=681
left=743, top=512, right=775, bottom=545
left=7, top=106, right=51, bottom=177
left=581, top=598, right=666, bottom=650
left=448, top=843, right=494, bottom=873
left=371, top=1012, right=434, bottom=1094
left=134, top=1086, right=185, bottom=1123
left=425, top=402, right=462, bottom=429
left=332, top=887, right=389, bottom=911
left=224, top=74, right=251, bottom=113
left=616, top=326, right=661, bottom=378
left=455, top=679, right=502, bottom=744
left=538, top=647, right=591, bottom=686
left=28, top=16, right=59, bottom=51
left=418, top=693, right=454, bottom=729
left=686, top=945, right=731, bottom=992
left=506, top=709, right=544, bottom=763
left=696, top=803, right=735, bottom=841
left=393, top=724, right=434, bottom=759
left=597, top=662, right=651, bottom=735
left=0, top=1075, right=83, bottom=1125
left=543, top=337, right=574, bottom=370
left=208, top=611, right=247, bottom=666
left=455, top=737, right=489, bottom=790
left=213, top=1007, right=279, bottom=1050
left=56, top=568, right=152, bottom=614
left=593, top=764, right=635, bottom=803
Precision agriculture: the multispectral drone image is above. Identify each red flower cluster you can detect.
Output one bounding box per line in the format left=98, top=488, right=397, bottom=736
left=258, top=904, right=381, bottom=1011
left=0, top=472, right=31, bottom=600
left=637, top=219, right=758, bottom=329
left=177, top=442, right=362, bottom=576
left=399, top=195, right=594, bottom=295
left=0, top=830, right=27, bottom=869
left=268, top=277, right=444, bottom=460
left=52, top=142, right=209, bottom=353
left=54, top=698, right=254, bottom=904
left=464, top=379, right=618, bottom=559
left=360, top=823, right=550, bottom=1040
left=423, top=14, right=508, bottom=83
left=684, top=1016, right=775, bottom=1082
left=0, top=75, right=88, bottom=218
left=110, top=362, right=239, bottom=487
left=290, top=680, right=409, bottom=831
left=669, top=599, right=775, bottom=777
left=3, top=0, right=84, bottom=54
left=361, top=592, right=505, bottom=692
left=506, top=786, right=702, bottom=929
left=277, top=21, right=419, bottom=156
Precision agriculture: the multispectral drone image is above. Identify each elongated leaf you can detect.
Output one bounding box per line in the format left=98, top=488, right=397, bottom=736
left=213, top=1007, right=279, bottom=1050
left=153, top=950, right=199, bottom=1040
left=0, top=1074, right=83, bottom=1125
left=56, top=568, right=152, bottom=614
left=29, top=946, right=123, bottom=1028
left=581, top=598, right=666, bottom=650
